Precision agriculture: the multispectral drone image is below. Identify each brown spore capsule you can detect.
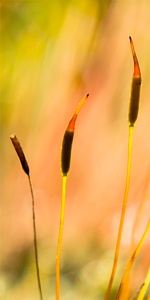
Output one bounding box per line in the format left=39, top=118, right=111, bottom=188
left=128, top=37, right=141, bottom=127
left=61, top=130, right=74, bottom=176
left=128, top=76, right=141, bottom=126
left=10, top=134, right=30, bottom=176
left=61, top=94, right=89, bottom=176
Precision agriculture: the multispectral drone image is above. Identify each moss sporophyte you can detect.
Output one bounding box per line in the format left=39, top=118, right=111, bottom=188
left=56, top=94, right=89, bottom=300
left=10, top=135, right=43, bottom=300
left=105, top=37, right=142, bottom=300
left=10, top=38, right=149, bottom=300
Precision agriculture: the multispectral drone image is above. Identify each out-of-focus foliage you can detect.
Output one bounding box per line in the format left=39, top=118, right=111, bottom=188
left=0, top=1, right=150, bottom=299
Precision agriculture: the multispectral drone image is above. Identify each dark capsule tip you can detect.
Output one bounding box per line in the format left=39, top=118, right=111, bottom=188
left=10, top=134, right=16, bottom=141
left=10, top=134, right=30, bottom=176
left=86, top=93, right=89, bottom=97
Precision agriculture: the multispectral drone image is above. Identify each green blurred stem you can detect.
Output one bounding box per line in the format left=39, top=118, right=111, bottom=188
left=116, top=220, right=150, bottom=300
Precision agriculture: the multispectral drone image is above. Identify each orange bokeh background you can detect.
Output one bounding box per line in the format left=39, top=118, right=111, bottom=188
left=1, top=1, right=150, bottom=299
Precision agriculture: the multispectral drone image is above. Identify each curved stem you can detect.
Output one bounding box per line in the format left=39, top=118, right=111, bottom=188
left=105, top=126, right=134, bottom=300
left=116, top=220, right=150, bottom=300
left=137, top=266, right=150, bottom=300
left=28, top=175, right=43, bottom=300
left=56, top=175, right=67, bottom=300
left=121, top=168, right=150, bottom=300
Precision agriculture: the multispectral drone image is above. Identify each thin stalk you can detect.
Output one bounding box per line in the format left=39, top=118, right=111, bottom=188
left=105, top=37, right=141, bottom=299
left=10, top=134, right=43, bottom=300
left=116, top=220, right=150, bottom=300
left=56, top=94, right=89, bottom=300
left=104, top=126, right=134, bottom=300
left=56, top=175, right=67, bottom=300
left=28, top=175, right=43, bottom=300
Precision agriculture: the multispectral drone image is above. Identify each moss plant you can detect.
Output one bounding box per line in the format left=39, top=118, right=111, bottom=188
left=10, top=134, right=43, bottom=300
left=56, top=94, right=89, bottom=300
left=9, top=37, right=149, bottom=300
left=104, top=36, right=142, bottom=300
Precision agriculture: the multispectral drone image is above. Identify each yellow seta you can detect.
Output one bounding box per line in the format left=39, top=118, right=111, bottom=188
left=105, top=37, right=142, bottom=300
left=56, top=94, right=89, bottom=300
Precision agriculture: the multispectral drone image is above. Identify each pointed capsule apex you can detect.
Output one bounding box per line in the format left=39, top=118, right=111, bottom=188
left=67, top=94, right=89, bottom=132
left=61, top=94, right=89, bottom=175
left=129, top=36, right=141, bottom=78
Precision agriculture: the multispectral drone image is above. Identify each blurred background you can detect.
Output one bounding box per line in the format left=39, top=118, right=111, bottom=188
left=0, top=0, right=150, bottom=299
